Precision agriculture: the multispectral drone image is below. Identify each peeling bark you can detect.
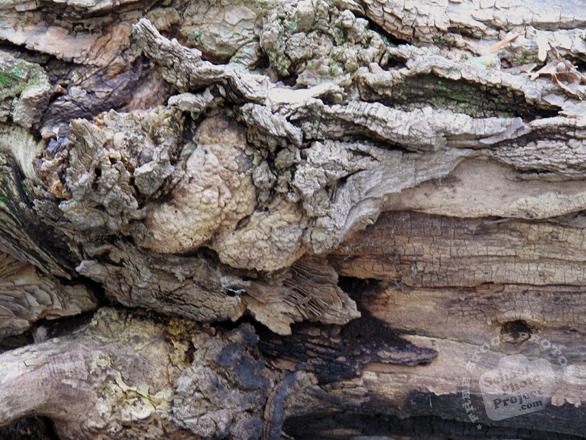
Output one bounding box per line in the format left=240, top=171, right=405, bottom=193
left=0, top=251, right=97, bottom=338
left=0, top=0, right=586, bottom=438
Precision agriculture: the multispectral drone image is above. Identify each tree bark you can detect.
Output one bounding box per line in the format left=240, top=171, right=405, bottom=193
left=0, top=0, right=586, bottom=439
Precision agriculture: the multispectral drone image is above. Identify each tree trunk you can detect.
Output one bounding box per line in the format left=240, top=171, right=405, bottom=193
left=0, top=0, right=585, bottom=439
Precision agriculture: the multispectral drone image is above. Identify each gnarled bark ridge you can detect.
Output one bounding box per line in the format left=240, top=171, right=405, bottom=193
left=0, top=0, right=585, bottom=439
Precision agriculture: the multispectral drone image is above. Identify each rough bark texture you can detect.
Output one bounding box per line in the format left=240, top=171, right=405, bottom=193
left=1, top=0, right=586, bottom=439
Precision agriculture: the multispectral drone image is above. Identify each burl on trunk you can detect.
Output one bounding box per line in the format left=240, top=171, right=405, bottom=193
left=0, top=0, right=585, bottom=439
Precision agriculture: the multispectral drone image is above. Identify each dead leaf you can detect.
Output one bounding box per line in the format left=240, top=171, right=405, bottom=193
left=529, top=46, right=586, bottom=99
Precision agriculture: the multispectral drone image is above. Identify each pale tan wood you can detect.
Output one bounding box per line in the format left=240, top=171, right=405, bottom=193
left=0, top=0, right=585, bottom=438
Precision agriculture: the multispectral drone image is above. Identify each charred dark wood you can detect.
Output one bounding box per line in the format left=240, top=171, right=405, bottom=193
left=1, top=0, right=586, bottom=439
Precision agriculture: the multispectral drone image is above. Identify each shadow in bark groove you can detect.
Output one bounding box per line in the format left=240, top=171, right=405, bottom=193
left=0, top=416, right=61, bottom=440
left=365, top=73, right=560, bottom=120
left=365, top=20, right=411, bottom=48
left=283, top=412, right=586, bottom=440
left=256, top=277, right=437, bottom=384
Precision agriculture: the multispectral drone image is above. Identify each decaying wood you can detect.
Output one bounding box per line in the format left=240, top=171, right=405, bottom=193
left=0, top=251, right=97, bottom=338
left=330, top=210, right=586, bottom=286
left=0, top=307, right=200, bottom=439
left=0, top=307, right=433, bottom=439
left=0, top=306, right=583, bottom=439
left=1, top=0, right=586, bottom=438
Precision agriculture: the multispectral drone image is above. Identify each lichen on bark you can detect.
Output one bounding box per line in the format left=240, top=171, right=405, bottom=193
left=2, top=0, right=586, bottom=438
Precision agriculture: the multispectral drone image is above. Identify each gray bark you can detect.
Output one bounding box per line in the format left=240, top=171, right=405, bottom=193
left=0, top=0, right=585, bottom=439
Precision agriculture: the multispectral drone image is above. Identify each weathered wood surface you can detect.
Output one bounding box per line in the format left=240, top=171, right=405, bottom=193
left=0, top=0, right=586, bottom=439
left=330, top=210, right=586, bottom=286
left=0, top=306, right=583, bottom=439
left=0, top=251, right=97, bottom=338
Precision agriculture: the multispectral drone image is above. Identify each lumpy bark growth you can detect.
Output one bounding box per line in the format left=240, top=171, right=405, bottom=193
left=0, top=0, right=585, bottom=439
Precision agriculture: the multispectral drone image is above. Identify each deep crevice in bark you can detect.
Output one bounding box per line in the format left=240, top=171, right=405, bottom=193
left=2, top=0, right=586, bottom=438
left=283, top=412, right=586, bottom=440
left=366, top=73, right=561, bottom=120
left=257, top=278, right=437, bottom=384
left=0, top=416, right=60, bottom=440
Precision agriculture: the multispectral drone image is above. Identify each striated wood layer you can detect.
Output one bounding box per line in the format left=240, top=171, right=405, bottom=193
left=0, top=0, right=585, bottom=439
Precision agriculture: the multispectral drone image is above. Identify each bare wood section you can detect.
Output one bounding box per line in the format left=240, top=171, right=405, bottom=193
left=330, top=211, right=586, bottom=287
left=0, top=1, right=138, bottom=66
left=283, top=334, right=586, bottom=438
left=359, top=0, right=586, bottom=44
left=1, top=0, right=586, bottom=438
left=385, top=159, right=586, bottom=220
left=354, top=280, right=586, bottom=360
